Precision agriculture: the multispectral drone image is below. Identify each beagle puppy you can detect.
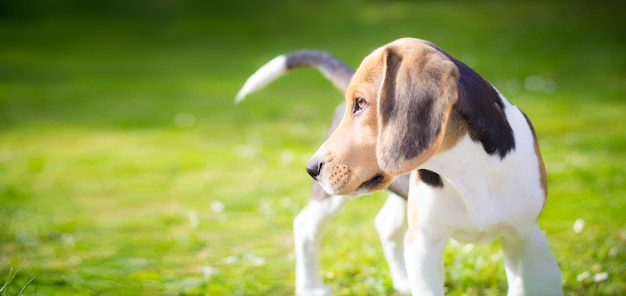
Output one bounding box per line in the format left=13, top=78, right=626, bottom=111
left=305, top=38, right=562, bottom=295
left=237, top=51, right=412, bottom=295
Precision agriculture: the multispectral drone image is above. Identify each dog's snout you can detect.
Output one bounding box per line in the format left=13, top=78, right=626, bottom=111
left=306, top=160, right=323, bottom=179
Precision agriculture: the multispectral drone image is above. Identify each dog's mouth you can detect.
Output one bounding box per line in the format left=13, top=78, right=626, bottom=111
left=359, top=173, right=386, bottom=190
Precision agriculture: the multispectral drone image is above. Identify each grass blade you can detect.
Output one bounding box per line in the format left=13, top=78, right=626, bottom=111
left=17, top=277, right=34, bottom=296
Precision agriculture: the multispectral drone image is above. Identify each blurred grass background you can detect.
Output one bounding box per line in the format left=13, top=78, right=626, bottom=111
left=0, top=0, right=624, bottom=295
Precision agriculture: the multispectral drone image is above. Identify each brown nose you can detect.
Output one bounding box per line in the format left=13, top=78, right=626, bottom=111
left=306, top=160, right=322, bottom=179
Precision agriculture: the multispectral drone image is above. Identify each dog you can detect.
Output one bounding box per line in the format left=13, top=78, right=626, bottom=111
left=305, top=38, right=562, bottom=295
left=236, top=50, right=411, bottom=295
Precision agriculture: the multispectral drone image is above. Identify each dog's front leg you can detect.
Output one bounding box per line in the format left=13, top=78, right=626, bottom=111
left=375, top=193, right=410, bottom=293
left=404, top=229, right=447, bottom=295
left=404, top=190, right=448, bottom=296
left=293, top=189, right=346, bottom=296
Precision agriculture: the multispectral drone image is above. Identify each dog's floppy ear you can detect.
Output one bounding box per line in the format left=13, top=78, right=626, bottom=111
left=376, top=45, right=459, bottom=176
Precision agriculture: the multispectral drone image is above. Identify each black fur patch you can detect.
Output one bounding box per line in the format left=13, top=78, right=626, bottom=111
left=418, top=169, right=443, bottom=188
left=432, top=46, right=516, bottom=159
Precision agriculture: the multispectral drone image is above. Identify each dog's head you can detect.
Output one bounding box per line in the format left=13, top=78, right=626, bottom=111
left=306, top=38, right=460, bottom=196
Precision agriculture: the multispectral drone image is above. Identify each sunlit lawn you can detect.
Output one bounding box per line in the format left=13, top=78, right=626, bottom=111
left=1, top=1, right=624, bottom=295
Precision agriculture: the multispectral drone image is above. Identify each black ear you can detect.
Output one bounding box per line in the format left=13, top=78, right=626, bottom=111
left=376, top=46, right=459, bottom=175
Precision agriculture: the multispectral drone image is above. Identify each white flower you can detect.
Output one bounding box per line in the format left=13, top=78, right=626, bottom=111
left=594, top=272, right=608, bottom=283
left=576, top=271, right=590, bottom=282
left=211, top=201, right=225, bottom=213
left=202, top=265, right=220, bottom=279
left=573, top=218, right=584, bottom=233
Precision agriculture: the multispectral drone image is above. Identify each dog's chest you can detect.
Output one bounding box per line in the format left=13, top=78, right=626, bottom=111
left=417, top=113, right=545, bottom=237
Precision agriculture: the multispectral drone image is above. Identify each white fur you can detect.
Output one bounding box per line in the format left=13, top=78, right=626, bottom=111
left=235, top=55, right=287, bottom=103
left=374, top=194, right=410, bottom=293
left=401, top=92, right=562, bottom=295
left=293, top=195, right=346, bottom=296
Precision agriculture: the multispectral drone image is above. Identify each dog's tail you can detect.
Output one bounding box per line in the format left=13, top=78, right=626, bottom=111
left=235, top=50, right=354, bottom=103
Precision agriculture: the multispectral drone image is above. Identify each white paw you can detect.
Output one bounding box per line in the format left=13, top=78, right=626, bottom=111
left=391, top=271, right=411, bottom=295
left=392, top=278, right=411, bottom=294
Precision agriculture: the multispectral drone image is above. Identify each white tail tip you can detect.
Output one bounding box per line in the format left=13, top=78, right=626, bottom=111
left=234, top=55, right=288, bottom=104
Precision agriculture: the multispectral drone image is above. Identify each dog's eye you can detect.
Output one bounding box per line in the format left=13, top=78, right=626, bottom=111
left=352, top=97, right=367, bottom=114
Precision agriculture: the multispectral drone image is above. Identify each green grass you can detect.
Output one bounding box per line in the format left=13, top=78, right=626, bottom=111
left=1, top=1, right=624, bottom=295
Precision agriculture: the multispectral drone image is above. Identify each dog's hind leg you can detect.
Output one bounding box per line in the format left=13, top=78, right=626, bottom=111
left=375, top=193, right=410, bottom=293
left=501, top=224, right=563, bottom=296
left=293, top=183, right=346, bottom=296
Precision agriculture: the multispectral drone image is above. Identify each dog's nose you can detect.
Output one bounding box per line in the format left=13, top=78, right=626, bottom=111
left=306, top=160, right=323, bottom=179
